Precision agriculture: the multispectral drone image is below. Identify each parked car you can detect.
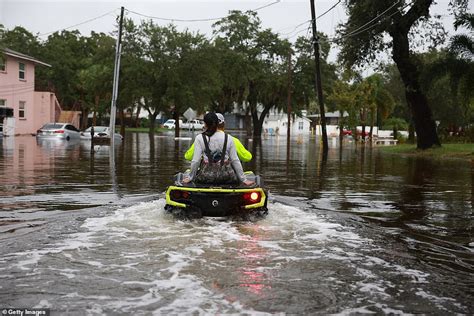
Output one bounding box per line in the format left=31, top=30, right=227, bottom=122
left=163, top=119, right=183, bottom=129
left=36, top=123, right=80, bottom=141
left=182, top=119, right=204, bottom=130
left=356, top=129, right=370, bottom=137
left=80, top=126, right=123, bottom=141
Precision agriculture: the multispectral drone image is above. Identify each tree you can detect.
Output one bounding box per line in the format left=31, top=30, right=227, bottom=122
left=248, top=29, right=291, bottom=137
left=450, top=12, right=474, bottom=59
left=293, top=34, right=337, bottom=118
left=213, top=11, right=294, bottom=138
left=0, top=25, right=40, bottom=56
left=326, top=79, right=356, bottom=142
left=336, top=0, right=469, bottom=148
left=41, top=30, right=89, bottom=109
left=77, top=32, right=115, bottom=128
left=212, top=10, right=262, bottom=137
left=136, top=21, right=220, bottom=136
left=364, top=74, right=395, bottom=138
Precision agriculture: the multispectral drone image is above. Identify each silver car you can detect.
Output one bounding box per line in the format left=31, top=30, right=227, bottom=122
left=80, top=126, right=123, bottom=141
left=36, top=123, right=80, bottom=141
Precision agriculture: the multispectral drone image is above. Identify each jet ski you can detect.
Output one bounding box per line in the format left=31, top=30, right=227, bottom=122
left=165, top=171, right=268, bottom=218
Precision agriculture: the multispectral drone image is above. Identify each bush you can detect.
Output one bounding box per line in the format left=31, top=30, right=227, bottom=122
left=140, top=118, right=150, bottom=128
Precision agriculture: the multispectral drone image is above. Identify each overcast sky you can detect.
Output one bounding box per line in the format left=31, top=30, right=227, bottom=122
left=0, top=0, right=468, bottom=64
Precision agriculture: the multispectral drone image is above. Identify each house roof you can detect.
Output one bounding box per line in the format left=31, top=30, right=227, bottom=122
left=2, top=48, right=51, bottom=67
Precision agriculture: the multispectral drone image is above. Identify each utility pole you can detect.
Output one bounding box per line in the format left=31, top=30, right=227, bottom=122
left=108, top=6, right=124, bottom=195
left=310, top=0, right=328, bottom=153
left=287, top=49, right=292, bottom=150
left=109, top=6, right=125, bottom=148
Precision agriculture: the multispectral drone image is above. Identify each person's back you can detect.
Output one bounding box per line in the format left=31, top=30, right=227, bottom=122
left=192, top=131, right=240, bottom=184
left=183, top=112, right=253, bottom=186
left=184, top=113, right=252, bottom=163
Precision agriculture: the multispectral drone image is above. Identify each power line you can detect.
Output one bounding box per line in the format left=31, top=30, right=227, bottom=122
left=316, top=0, right=342, bottom=20
left=282, top=0, right=341, bottom=40
left=339, top=1, right=402, bottom=39
left=125, top=0, right=281, bottom=23
left=251, top=0, right=281, bottom=12
left=337, top=0, right=413, bottom=40
left=279, top=20, right=311, bottom=36
left=287, top=24, right=312, bottom=41
left=38, top=9, right=119, bottom=37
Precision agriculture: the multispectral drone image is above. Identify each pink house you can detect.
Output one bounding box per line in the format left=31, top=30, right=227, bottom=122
left=0, top=48, right=62, bottom=135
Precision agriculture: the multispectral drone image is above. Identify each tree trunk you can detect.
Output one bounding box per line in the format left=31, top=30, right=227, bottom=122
left=339, top=113, right=344, bottom=145
left=120, top=108, right=125, bottom=137
left=390, top=24, right=440, bottom=149
left=408, top=123, right=415, bottom=143
left=81, top=109, right=89, bottom=130
left=244, top=104, right=252, bottom=137
left=251, top=104, right=272, bottom=139
left=93, top=95, right=99, bottom=126
left=149, top=112, right=158, bottom=135
left=135, top=106, right=141, bottom=128
left=369, top=108, right=375, bottom=140
left=174, top=110, right=180, bottom=138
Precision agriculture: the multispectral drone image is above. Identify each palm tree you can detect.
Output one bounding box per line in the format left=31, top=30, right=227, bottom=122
left=450, top=13, right=474, bottom=60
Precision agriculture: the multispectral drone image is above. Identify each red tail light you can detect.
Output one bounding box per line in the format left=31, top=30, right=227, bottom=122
left=243, top=191, right=261, bottom=204
left=170, top=190, right=190, bottom=200
left=54, top=130, right=64, bottom=134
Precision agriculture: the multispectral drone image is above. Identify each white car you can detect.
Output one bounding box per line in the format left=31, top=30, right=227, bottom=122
left=80, top=126, right=123, bottom=141
left=182, top=119, right=204, bottom=130
left=163, top=119, right=183, bottom=129
left=36, top=123, right=81, bottom=141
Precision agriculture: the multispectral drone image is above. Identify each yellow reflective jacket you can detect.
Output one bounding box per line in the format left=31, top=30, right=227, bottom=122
left=185, top=135, right=252, bottom=162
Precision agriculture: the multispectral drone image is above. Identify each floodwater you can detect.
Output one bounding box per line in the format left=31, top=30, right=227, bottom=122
left=0, top=132, right=472, bottom=315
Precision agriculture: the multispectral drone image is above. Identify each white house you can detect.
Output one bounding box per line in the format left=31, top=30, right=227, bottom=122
left=262, top=109, right=312, bottom=136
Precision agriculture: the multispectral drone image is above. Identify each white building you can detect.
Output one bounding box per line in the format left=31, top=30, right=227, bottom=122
left=262, top=109, right=312, bottom=136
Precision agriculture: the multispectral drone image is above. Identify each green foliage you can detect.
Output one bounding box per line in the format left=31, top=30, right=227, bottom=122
left=383, top=117, right=409, bottom=130
left=39, top=30, right=93, bottom=107
left=0, top=25, right=40, bottom=56
left=293, top=35, right=337, bottom=114
left=450, top=12, right=474, bottom=59
left=212, top=10, right=300, bottom=136
left=418, top=49, right=473, bottom=129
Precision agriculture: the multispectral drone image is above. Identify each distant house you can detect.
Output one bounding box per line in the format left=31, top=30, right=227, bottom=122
left=307, top=111, right=349, bottom=136
left=0, top=48, right=69, bottom=135
left=220, top=106, right=311, bottom=135
left=262, top=109, right=312, bottom=136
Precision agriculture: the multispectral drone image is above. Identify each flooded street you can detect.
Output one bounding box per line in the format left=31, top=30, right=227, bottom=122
left=0, top=133, right=472, bottom=314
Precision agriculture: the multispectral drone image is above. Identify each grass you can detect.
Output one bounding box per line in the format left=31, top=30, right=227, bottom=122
left=379, top=143, right=474, bottom=160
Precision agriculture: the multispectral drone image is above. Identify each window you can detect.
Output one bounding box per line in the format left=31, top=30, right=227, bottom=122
left=66, top=124, right=79, bottom=132
left=0, top=56, right=5, bottom=72
left=19, top=62, right=25, bottom=80
left=0, top=99, right=5, bottom=107
left=19, top=101, right=26, bottom=119
left=298, top=122, right=304, bottom=130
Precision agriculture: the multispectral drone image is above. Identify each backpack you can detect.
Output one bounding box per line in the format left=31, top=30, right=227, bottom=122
left=195, top=133, right=238, bottom=184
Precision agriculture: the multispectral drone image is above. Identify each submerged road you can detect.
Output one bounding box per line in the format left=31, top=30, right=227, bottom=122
left=0, top=133, right=472, bottom=314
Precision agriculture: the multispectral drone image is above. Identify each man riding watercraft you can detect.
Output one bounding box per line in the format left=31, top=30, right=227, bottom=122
left=184, top=113, right=252, bottom=163
left=165, top=112, right=266, bottom=218
left=182, top=112, right=254, bottom=186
